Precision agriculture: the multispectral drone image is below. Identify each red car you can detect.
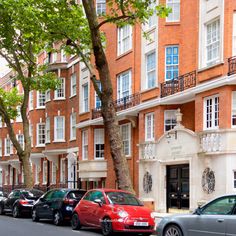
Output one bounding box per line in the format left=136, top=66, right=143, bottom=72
left=71, top=189, right=155, bottom=236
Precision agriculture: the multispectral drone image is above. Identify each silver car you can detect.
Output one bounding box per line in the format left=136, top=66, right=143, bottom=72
left=156, top=194, right=236, bottom=236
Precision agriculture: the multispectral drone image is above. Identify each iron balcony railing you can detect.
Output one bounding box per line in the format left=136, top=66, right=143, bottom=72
left=160, top=70, right=197, bottom=98
left=92, top=92, right=141, bottom=119
left=228, top=56, right=236, bottom=76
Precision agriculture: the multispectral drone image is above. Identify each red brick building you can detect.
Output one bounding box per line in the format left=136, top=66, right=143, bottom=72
left=1, top=0, right=236, bottom=213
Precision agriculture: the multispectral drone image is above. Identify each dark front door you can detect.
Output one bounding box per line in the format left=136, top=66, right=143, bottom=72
left=167, top=164, right=189, bottom=211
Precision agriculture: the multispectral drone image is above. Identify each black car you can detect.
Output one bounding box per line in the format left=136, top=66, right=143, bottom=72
left=32, top=188, right=86, bottom=226
left=0, top=188, right=44, bottom=218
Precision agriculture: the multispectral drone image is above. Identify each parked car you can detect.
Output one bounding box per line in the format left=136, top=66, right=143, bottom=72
left=32, top=188, right=86, bottom=226
left=0, top=188, right=44, bottom=218
left=71, top=189, right=155, bottom=236
left=156, top=194, right=236, bottom=236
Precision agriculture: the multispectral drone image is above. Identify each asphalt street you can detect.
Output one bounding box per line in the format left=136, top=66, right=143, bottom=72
left=0, top=215, right=157, bottom=236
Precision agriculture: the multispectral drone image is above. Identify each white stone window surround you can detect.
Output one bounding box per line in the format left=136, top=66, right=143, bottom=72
left=54, top=116, right=65, bottom=142
left=166, top=0, right=180, bottom=23
left=145, top=113, right=155, bottom=141
left=117, top=25, right=132, bottom=56
left=198, top=0, right=224, bottom=69
left=203, top=94, right=219, bottom=130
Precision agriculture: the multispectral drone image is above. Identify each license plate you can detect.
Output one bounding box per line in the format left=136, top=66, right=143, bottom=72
left=134, top=222, right=149, bottom=226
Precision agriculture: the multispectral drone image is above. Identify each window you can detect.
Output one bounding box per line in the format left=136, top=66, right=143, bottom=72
left=82, top=83, right=89, bottom=112
left=70, top=73, right=77, bottom=97
left=29, top=91, right=34, bottom=110
left=96, top=0, right=106, bottom=15
left=43, top=160, right=48, bottom=184
left=204, top=95, right=219, bottom=130
left=206, top=20, right=220, bottom=65
left=121, top=124, right=131, bottom=156
left=61, top=49, right=67, bottom=62
left=45, top=117, right=50, bottom=143
left=117, top=25, right=132, bottom=56
left=54, top=116, right=65, bottom=141
left=55, top=77, right=65, bottom=99
left=234, top=171, right=236, bottom=189
left=52, top=52, right=57, bottom=63
left=232, top=92, right=236, bottom=127
left=37, top=91, right=45, bottom=108
left=45, top=90, right=50, bottom=102
left=147, top=2, right=156, bottom=28
left=117, top=70, right=132, bottom=100
left=95, top=81, right=102, bottom=108
left=17, top=134, right=24, bottom=149
left=29, top=124, right=33, bottom=147
left=94, top=129, right=104, bottom=159
left=165, top=46, right=179, bottom=81
left=16, top=106, right=22, bottom=122
left=60, top=158, right=66, bottom=183
left=0, top=139, right=2, bottom=157
left=51, top=162, right=56, bottom=184
left=164, top=110, right=177, bottom=131
left=145, top=113, right=155, bottom=141
left=70, top=113, right=76, bottom=140
left=166, top=0, right=180, bottom=22
left=37, top=123, right=45, bottom=146
left=146, top=51, right=156, bottom=89
left=82, top=130, right=88, bottom=160
left=5, top=138, right=13, bottom=156
left=4, top=170, right=8, bottom=185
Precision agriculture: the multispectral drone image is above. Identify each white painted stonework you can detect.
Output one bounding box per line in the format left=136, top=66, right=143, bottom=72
left=139, top=126, right=236, bottom=213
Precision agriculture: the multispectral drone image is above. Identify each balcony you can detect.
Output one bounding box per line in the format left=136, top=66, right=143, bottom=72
left=139, top=142, right=158, bottom=160
left=160, top=71, right=197, bottom=98
left=92, top=93, right=141, bottom=119
left=228, top=56, right=236, bottom=76
left=199, top=132, right=222, bottom=153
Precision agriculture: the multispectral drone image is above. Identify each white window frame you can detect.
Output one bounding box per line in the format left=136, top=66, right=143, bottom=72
left=95, top=81, right=102, bottom=108
left=145, top=113, right=155, bottom=141
left=94, top=129, right=104, bottom=159
left=146, top=51, right=156, bottom=89
left=54, top=77, right=65, bottom=99
left=165, top=45, right=179, bottom=81
left=96, top=0, right=106, bottom=15
left=117, top=70, right=132, bottom=100
left=29, top=91, right=34, bottom=110
left=51, top=162, right=56, bottom=184
left=60, top=158, right=66, bottom=183
left=204, top=95, right=219, bottom=130
left=117, top=25, right=132, bottom=56
left=82, top=130, right=88, bottom=160
left=52, top=52, right=57, bottom=63
left=15, top=106, right=22, bottom=122
left=54, top=116, right=65, bottom=142
left=42, top=160, right=47, bottom=184
left=232, top=91, right=236, bottom=127
left=34, top=165, right=40, bottom=184
left=37, top=123, right=45, bottom=146
left=82, top=83, right=89, bottom=112
left=70, top=112, right=76, bottom=140
left=164, top=110, right=177, bottom=132
left=70, top=73, right=77, bottom=97
left=45, top=117, right=50, bottom=143
left=61, top=49, right=67, bottom=62
left=4, top=138, right=12, bottom=156
left=120, top=123, right=131, bottom=156
left=45, top=89, right=51, bottom=102
left=16, top=134, right=24, bottom=149
left=206, top=19, right=220, bottom=66
left=166, top=0, right=180, bottom=22
left=37, top=91, right=45, bottom=108
left=147, top=1, right=157, bottom=29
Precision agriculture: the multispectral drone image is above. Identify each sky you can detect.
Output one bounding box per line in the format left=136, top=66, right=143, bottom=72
left=0, top=57, right=10, bottom=78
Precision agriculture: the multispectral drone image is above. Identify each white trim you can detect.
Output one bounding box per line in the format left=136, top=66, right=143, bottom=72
left=145, top=113, right=155, bottom=141
left=42, top=160, right=47, bottom=184
left=120, top=123, right=131, bottom=156
left=54, top=116, right=65, bottom=142
left=54, top=77, right=65, bottom=99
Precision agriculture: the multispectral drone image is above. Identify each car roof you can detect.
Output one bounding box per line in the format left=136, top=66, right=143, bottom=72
left=88, top=188, right=132, bottom=194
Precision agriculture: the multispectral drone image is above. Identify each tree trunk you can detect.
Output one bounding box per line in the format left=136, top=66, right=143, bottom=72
left=20, top=152, right=34, bottom=188
left=82, top=0, right=133, bottom=192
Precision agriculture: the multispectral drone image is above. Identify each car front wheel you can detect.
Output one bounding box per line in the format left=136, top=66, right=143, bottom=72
left=101, top=217, right=113, bottom=236
left=71, top=213, right=81, bottom=230
left=164, top=225, right=183, bottom=236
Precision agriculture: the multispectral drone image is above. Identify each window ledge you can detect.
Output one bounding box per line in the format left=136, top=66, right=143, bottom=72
left=45, top=100, right=51, bottom=103
left=53, top=140, right=66, bottom=143
left=69, top=94, right=77, bottom=99
left=35, top=107, right=45, bottom=110
left=69, top=138, right=76, bottom=142
left=141, top=86, right=158, bottom=94
left=165, top=21, right=180, bottom=26
left=116, top=49, right=133, bottom=60
left=198, top=61, right=224, bottom=73
left=79, top=111, right=90, bottom=115
left=53, top=98, right=66, bottom=101
left=35, top=145, right=45, bottom=148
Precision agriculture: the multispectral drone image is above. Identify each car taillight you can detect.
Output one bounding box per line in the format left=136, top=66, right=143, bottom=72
left=63, top=199, right=75, bottom=205
left=19, top=200, right=29, bottom=205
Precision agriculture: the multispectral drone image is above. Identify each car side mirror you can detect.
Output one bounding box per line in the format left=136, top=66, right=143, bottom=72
left=194, top=207, right=202, bottom=215
left=94, top=199, right=103, bottom=207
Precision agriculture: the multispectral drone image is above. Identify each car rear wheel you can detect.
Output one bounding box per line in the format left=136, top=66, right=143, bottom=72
left=164, top=225, right=183, bottom=236
left=101, top=217, right=113, bottom=236
left=53, top=211, right=63, bottom=226
left=32, top=209, right=39, bottom=222
left=0, top=205, right=4, bottom=215
left=12, top=205, right=20, bottom=218
left=71, top=213, right=81, bottom=230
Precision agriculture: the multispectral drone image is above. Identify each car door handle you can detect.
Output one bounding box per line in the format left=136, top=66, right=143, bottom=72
left=217, top=219, right=224, bottom=223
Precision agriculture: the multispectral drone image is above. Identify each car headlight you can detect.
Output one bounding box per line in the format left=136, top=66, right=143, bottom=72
left=150, top=212, right=156, bottom=219
left=117, top=210, right=129, bottom=218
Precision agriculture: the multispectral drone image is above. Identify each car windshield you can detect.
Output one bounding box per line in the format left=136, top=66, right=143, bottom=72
left=68, top=191, right=86, bottom=200
left=21, top=189, right=44, bottom=199
left=106, top=191, right=143, bottom=206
